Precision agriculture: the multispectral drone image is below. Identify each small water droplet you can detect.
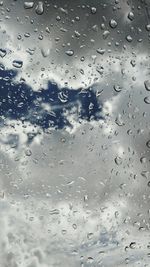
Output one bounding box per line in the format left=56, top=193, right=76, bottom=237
left=130, top=59, right=136, bottom=67
left=128, top=12, right=134, bottom=21
left=96, top=48, right=105, bottom=55
left=144, top=96, right=150, bottom=104
left=140, top=157, right=147, bottom=164
left=129, top=242, right=136, bottom=249
left=41, top=47, right=50, bottom=57
left=144, top=80, right=150, bottom=91
left=12, top=60, right=23, bottom=68
left=146, top=24, right=150, bottom=31
left=109, top=19, right=117, bottom=28
left=115, top=156, right=123, bottom=165
left=115, top=114, right=125, bottom=126
left=103, top=30, right=110, bottom=39
left=114, top=84, right=122, bottom=92
left=49, top=209, right=60, bottom=215
left=91, top=7, right=97, bottom=14
left=25, top=148, right=32, bottom=156
left=0, top=48, right=6, bottom=58
left=146, top=140, right=150, bottom=148
left=126, top=35, right=133, bottom=42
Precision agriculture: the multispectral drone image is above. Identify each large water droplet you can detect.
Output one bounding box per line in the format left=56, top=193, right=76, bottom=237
left=65, top=49, right=74, bottom=56
left=24, top=1, right=34, bottom=9
left=41, top=47, right=50, bottom=57
left=35, top=1, right=44, bottom=15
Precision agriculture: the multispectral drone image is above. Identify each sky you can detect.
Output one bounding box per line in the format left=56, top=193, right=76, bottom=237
left=0, top=0, right=150, bottom=266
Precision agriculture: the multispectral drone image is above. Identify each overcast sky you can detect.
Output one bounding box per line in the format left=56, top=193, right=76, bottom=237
left=0, top=1, right=150, bottom=266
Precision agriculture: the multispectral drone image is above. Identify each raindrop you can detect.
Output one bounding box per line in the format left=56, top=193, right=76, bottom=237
left=129, top=242, right=136, bottom=249
left=126, top=35, right=133, bottom=42
left=130, top=60, right=136, bottom=67
left=147, top=181, right=150, bottom=187
left=58, top=91, right=68, bottom=103
left=91, top=7, right=97, bottom=14
left=146, top=140, right=150, bottom=148
left=115, top=114, right=125, bottom=126
left=0, top=48, right=6, bottom=58
left=144, top=96, right=150, bottom=104
left=87, top=233, right=94, bottom=240
left=24, top=1, right=34, bottom=9
left=128, top=12, right=134, bottom=21
left=12, top=60, right=23, bottom=68
left=41, top=47, right=50, bottom=57
left=49, top=209, right=60, bottom=215
left=35, top=1, right=44, bottom=15
left=103, top=30, right=110, bottom=39
left=65, top=49, right=74, bottom=56
left=96, top=48, right=105, bottom=55
left=115, top=156, right=122, bottom=165
left=25, top=148, right=32, bottom=156
left=109, top=19, right=117, bottom=28
left=146, top=24, right=150, bottom=31
left=144, top=80, right=150, bottom=91
left=140, top=157, right=147, bottom=164
left=114, top=84, right=122, bottom=92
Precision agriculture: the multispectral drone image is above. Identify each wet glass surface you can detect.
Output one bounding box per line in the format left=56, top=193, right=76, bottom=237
left=0, top=0, right=150, bottom=266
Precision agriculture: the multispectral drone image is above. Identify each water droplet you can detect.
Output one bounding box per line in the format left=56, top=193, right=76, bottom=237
left=58, top=91, right=68, bottom=103
left=140, top=157, right=147, bottom=164
left=49, top=209, right=60, bottom=215
left=25, top=148, right=32, bottom=156
left=0, top=48, right=6, bottom=58
left=115, top=114, right=125, bottom=126
left=12, top=60, right=23, bottom=68
left=24, top=1, right=34, bottom=9
left=146, top=24, right=150, bottom=31
left=103, top=30, right=110, bottom=39
left=144, top=80, right=150, bottom=91
left=96, top=48, right=105, bottom=55
left=146, top=140, right=150, bottom=148
left=126, top=35, right=133, bottom=42
left=115, top=156, right=123, bottom=165
left=91, top=7, right=97, bottom=14
left=109, top=19, right=117, bottom=28
left=65, top=49, right=74, bottom=56
left=128, top=12, right=134, bottom=21
left=35, top=1, right=44, bottom=15
left=129, top=242, right=136, bottom=249
left=87, top=233, right=94, bottom=240
left=144, top=96, right=150, bottom=104
left=114, top=84, right=122, bottom=92
left=130, top=60, right=136, bottom=67
left=41, top=47, right=50, bottom=57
